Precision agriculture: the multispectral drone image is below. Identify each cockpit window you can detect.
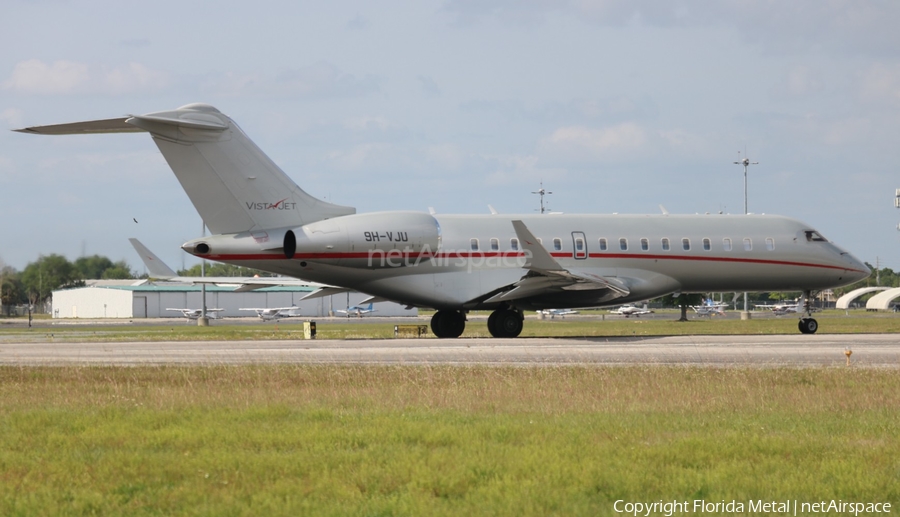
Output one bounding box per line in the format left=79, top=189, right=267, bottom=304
left=805, top=231, right=827, bottom=242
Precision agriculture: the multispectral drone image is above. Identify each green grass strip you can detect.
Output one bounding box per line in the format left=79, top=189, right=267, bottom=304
left=0, top=365, right=897, bottom=515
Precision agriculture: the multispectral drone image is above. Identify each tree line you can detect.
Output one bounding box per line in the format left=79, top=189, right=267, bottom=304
left=1, top=254, right=275, bottom=313
left=2, top=253, right=895, bottom=315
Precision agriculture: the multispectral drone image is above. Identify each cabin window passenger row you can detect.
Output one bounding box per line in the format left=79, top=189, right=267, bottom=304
left=490, top=238, right=499, bottom=251
left=702, top=238, right=711, bottom=251
left=510, top=238, right=519, bottom=251
left=766, top=237, right=775, bottom=251
left=619, top=238, right=628, bottom=251
left=575, top=239, right=584, bottom=251
left=743, top=238, right=752, bottom=251
left=682, top=238, right=691, bottom=251
left=553, top=238, right=562, bottom=251
left=599, top=238, right=608, bottom=251
left=470, top=238, right=479, bottom=251
left=723, top=238, right=732, bottom=251
left=661, top=238, right=670, bottom=251
left=641, top=238, right=649, bottom=251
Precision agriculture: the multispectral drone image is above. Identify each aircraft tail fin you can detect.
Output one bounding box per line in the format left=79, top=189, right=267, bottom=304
left=18, top=104, right=355, bottom=234
left=129, top=238, right=177, bottom=279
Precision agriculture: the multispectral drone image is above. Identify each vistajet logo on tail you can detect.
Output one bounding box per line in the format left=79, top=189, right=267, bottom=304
left=246, top=199, right=297, bottom=210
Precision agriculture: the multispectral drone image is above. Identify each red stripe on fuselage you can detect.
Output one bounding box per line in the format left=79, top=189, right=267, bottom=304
left=199, top=251, right=864, bottom=273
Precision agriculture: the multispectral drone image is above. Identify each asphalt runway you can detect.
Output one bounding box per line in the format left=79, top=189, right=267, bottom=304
left=1, top=334, right=897, bottom=367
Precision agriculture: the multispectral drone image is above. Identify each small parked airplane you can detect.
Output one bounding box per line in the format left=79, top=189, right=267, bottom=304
left=538, top=308, right=579, bottom=318
left=18, top=104, right=870, bottom=337
left=335, top=303, right=376, bottom=318
left=771, top=302, right=821, bottom=316
left=691, top=298, right=728, bottom=317
left=167, top=307, right=224, bottom=321
left=239, top=307, right=302, bottom=321
left=610, top=304, right=653, bottom=317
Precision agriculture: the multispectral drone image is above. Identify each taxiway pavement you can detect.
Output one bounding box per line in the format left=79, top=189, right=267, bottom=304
left=1, top=334, right=897, bottom=367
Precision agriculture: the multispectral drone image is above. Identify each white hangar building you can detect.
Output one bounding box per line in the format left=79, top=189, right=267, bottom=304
left=51, top=283, right=416, bottom=319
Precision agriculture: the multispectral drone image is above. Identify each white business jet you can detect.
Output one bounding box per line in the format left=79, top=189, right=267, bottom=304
left=16, top=104, right=869, bottom=337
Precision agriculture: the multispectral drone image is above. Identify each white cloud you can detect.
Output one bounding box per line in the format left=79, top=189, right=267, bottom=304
left=344, top=116, right=392, bottom=131
left=324, top=143, right=391, bottom=171
left=1, top=108, right=24, bottom=128
left=484, top=154, right=566, bottom=186
left=3, top=60, right=89, bottom=94
left=859, top=64, right=900, bottom=107
left=770, top=65, right=825, bottom=99
left=658, top=128, right=710, bottom=157
left=2, top=60, right=169, bottom=95
left=443, top=0, right=900, bottom=55
left=275, top=61, right=379, bottom=98
left=201, top=61, right=379, bottom=99
left=539, top=123, right=647, bottom=163
left=424, top=143, right=465, bottom=170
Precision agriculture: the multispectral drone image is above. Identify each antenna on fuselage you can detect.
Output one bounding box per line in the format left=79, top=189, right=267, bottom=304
left=532, top=181, right=552, bottom=214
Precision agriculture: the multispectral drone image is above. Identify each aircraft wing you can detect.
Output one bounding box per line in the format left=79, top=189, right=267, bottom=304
left=481, top=221, right=630, bottom=305
left=300, top=286, right=355, bottom=300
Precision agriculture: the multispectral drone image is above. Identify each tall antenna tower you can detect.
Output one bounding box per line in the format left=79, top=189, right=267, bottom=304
left=734, top=149, right=758, bottom=318
left=532, top=181, right=552, bottom=214
left=734, top=149, right=758, bottom=214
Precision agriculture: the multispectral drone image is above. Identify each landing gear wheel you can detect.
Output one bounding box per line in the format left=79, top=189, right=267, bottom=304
left=488, top=309, right=523, bottom=338
left=487, top=311, right=500, bottom=337
left=798, top=318, right=818, bottom=334
left=431, top=310, right=466, bottom=338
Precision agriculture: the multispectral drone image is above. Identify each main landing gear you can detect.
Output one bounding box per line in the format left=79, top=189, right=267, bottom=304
left=431, top=310, right=466, bottom=338
left=487, top=308, right=524, bottom=338
left=798, top=290, right=818, bottom=335
left=430, top=308, right=524, bottom=338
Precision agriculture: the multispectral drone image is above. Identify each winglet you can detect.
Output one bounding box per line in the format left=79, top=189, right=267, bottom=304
left=129, top=238, right=177, bottom=278
left=511, top=220, right=563, bottom=271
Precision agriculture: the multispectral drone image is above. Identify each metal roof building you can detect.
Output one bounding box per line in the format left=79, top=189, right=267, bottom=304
left=52, top=283, right=416, bottom=319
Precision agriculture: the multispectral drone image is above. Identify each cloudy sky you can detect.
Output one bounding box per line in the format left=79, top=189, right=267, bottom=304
left=2, top=0, right=899, bottom=274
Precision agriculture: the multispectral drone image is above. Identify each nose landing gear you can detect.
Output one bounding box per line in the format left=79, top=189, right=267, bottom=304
left=798, top=290, right=818, bottom=334
left=798, top=317, right=818, bottom=334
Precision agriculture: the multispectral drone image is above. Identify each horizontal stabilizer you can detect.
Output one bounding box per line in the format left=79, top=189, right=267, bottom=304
left=15, top=117, right=141, bottom=135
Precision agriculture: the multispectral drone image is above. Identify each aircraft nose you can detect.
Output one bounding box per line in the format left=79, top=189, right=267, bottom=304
left=843, top=253, right=870, bottom=283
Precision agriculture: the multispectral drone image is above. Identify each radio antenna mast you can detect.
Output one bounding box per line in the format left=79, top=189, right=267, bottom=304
left=532, top=181, right=552, bottom=214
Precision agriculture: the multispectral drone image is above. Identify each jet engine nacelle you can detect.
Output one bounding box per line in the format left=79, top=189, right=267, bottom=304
left=183, top=211, right=441, bottom=269
left=293, top=211, right=441, bottom=267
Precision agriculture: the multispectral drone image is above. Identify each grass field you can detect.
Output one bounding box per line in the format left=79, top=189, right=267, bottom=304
left=1, top=365, right=898, bottom=515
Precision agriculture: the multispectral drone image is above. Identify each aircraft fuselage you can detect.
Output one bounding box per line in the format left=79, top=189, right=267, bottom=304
left=182, top=212, right=869, bottom=311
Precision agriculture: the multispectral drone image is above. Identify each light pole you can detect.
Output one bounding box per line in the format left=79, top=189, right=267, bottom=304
left=734, top=152, right=758, bottom=319
left=198, top=220, right=210, bottom=327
